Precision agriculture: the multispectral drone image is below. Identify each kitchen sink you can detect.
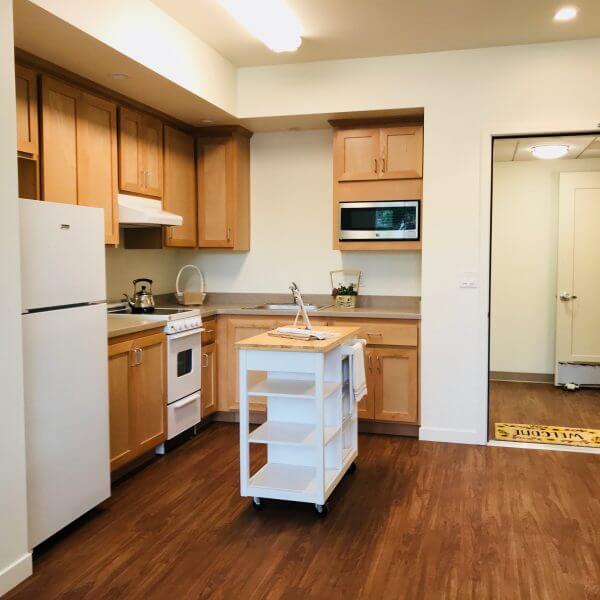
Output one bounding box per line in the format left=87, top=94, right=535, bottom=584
left=244, top=303, right=321, bottom=311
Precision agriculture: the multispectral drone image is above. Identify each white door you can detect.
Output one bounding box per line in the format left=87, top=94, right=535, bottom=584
left=555, top=172, right=600, bottom=378
left=20, top=200, right=106, bottom=310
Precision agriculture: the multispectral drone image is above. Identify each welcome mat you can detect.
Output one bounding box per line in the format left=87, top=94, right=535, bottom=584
left=495, top=423, right=600, bottom=448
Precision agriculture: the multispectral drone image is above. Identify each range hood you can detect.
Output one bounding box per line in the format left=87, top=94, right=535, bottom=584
left=118, top=194, right=183, bottom=228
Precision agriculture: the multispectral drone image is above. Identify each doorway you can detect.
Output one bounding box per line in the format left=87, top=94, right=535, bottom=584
left=488, top=133, right=600, bottom=448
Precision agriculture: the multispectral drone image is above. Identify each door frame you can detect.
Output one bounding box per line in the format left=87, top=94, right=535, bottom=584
left=480, top=124, right=600, bottom=453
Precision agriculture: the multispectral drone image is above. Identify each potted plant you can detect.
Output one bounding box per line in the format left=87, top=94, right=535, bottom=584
left=330, top=269, right=362, bottom=308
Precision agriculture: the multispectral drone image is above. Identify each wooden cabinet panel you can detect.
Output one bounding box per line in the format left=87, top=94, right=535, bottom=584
left=141, top=114, right=163, bottom=197
left=196, top=129, right=251, bottom=250
left=15, top=65, right=38, bottom=156
left=374, top=348, right=418, bottom=423
left=329, top=319, right=418, bottom=347
left=359, top=347, right=376, bottom=419
left=201, top=342, right=217, bottom=417
left=118, top=108, right=142, bottom=194
left=163, top=126, right=197, bottom=247
left=380, top=126, right=423, bottom=179
left=108, top=331, right=166, bottom=472
left=201, top=319, right=217, bottom=345
left=197, top=138, right=231, bottom=247
left=76, top=92, right=119, bottom=245
left=41, top=77, right=78, bottom=204
left=335, top=128, right=379, bottom=182
left=118, top=107, right=163, bottom=197
left=131, top=336, right=166, bottom=452
left=108, top=347, right=135, bottom=470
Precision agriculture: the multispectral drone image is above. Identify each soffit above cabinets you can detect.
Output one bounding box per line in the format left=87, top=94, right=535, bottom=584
left=152, top=0, right=600, bottom=67
left=493, top=136, right=600, bottom=162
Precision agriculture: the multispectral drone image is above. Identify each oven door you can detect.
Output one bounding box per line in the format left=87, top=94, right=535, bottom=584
left=167, top=329, right=201, bottom=403
left=339, top=201, right=419, bottom=240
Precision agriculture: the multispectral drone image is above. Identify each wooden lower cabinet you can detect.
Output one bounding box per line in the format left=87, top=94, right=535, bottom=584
left=359, top=347, right=377, bottom=419
left=108, top=330, right=167, bottom=471
left=201, top=342, right=217, bottom=417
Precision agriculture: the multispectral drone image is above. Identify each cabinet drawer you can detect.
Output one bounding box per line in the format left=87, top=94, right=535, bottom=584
left=167, top=391, right=201, bottom=440
left=331, top=320, right=418, bottom=347
left=201, top=320, right=216, bottom=345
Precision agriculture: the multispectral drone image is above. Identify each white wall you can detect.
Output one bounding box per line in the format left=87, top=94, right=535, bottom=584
left=236, top=38, right=600, bottom=444
left=491, top=158, right=600, bottom=375
left=175, top=130, right=421, bottom=295
left=0, top=0, right=32, bottom=594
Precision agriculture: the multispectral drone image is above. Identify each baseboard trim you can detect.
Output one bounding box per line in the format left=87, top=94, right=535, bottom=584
left=419, top=426, right=484, bottom=445
left=490, top=371, right=554, bottom=384
left=0, top=552, right=32, bottom=596
left=358, top=421, right=418, bottom=437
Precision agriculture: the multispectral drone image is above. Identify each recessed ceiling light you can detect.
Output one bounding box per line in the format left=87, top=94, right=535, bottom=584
left=218, top=0, right=302, bottom=53
left=531, top=144, right=570, bottom=159
left=110, top=73, right=129, bottom=80
left=201, top=119, right=214, bottom=124
left=554, top=6, right=578, bottom=21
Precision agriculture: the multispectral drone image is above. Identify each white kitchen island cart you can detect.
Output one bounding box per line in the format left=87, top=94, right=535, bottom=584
left=237, top=326, right=361, bottom=517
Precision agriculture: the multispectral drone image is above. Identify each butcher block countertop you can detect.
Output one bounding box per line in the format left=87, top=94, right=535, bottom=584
left=236, top=326, right=361, bottom=353
left=107, top=315, right=167, bottom=339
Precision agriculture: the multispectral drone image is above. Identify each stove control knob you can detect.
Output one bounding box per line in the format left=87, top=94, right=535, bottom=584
left=174, top=322, right=181, bottom=332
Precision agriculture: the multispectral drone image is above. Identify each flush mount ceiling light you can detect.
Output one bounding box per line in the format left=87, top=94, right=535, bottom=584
left=554, top=6, right=578, bottom=21
left=218, top=0, right=302, bottom=53
left=110, top=73, right=129, bottom=80
left=531, top=144, right=570, bottom=159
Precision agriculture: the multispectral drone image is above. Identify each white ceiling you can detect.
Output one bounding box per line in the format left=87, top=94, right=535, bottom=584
left=493, top=136, right=600, bottom=162
left=151, top=0, right=600, bottom=67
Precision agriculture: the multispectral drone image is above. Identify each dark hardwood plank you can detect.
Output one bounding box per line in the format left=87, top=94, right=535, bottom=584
left=6, top=423, right=600, bottom=599
left=489, top=380, right=600, bottom=439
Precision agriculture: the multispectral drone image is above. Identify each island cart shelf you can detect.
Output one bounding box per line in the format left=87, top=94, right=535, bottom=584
left=237, top=326, right=361, bottom=516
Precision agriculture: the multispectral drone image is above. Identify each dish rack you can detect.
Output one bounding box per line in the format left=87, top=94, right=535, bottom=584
left=175, top=264, right=206, bottom=305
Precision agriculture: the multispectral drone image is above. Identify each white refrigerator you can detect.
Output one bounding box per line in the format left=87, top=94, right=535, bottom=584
left=20, top=199, right=111, bottom=548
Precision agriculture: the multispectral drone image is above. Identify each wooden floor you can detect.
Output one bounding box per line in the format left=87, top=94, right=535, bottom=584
left=489, top=380, right=600, bottom=439
left=7, top=423, right=600, bottom=599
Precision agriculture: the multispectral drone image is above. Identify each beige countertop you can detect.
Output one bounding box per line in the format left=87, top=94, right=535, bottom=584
left=236, top=325, right=361, bottom=353
left=107, top=315, right=167, bottom=339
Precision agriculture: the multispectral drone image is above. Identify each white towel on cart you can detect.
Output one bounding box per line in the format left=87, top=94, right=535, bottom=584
left=349, top=339, right=367, bottom=402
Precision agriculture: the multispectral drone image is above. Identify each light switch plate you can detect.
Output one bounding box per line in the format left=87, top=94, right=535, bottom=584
left=459, top=271, right=479, bottom=288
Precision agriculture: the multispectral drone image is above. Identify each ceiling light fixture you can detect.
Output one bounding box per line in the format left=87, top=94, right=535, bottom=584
left=218, top=0, right=302, bottom=53
left=554, top=6, right=578, bottom=21
left=531, top=144, right=570, bottom=159
left=110, top=73, right=129, bottom=80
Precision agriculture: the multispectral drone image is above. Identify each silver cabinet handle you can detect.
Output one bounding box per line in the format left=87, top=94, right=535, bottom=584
left=129, top=348, right=137, bottom=367
left=201, top=353, right=209, bottom=368
left=136, top=348, right=143, bottom=365
left=381, top=157, right=386, bottom=173
left=226, top=227, right=231, bottom=242
left=373, top=158, right=377, bottom=173
left=368, top=354, right=372, bottom=371
left=377, top=355, right=381, bottom=372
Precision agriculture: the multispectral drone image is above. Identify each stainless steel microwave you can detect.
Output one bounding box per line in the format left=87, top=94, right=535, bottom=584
left=339, top=200, right=420, bottom=241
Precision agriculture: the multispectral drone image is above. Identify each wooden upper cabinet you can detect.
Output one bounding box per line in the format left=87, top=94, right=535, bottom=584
left=335, top=128, right=380, bottom=182
left=76, top=92, right=119, bottom=245
left=40, top=76, right=119, bottom=244
left=118, top=107, right=163, bottom=198
left=163, top=126, right=197, bottom=247
left=333, top=124, right=423, bottom=182
left=380, top=126, right=423, bottom=179
left=197, top=128, right=251, bottom=250
left=41, top=77, right=78, bottom=204
left=15, top=65, right=39, bottom=156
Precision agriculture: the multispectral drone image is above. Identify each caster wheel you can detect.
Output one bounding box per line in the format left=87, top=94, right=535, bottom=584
left=314, top=502, right=329, bottom=518
left=252, top=497, right=265, bottom=511
left=348, top=461, right=357, bottom=474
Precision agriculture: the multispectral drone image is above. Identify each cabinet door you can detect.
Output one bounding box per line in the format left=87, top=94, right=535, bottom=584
left=227, top=318, right=278, bottom=411
left=15, top=65, right=38, bottom=156
left=197, top=137, right=233, bottom=247
left=163, top=126, right=197, bottom=247
left=131, top=333, right=167, bottom=453
left=141, top=114, right=163, bottom=197
left=374, top=348, right=418, bottom=423
left=108, top=344, right=135, bottom=471
left=201, top=342, right=217, bottom=417
left=118, top=107, right=143, bottom=194
left=358, top=348, right=376, bottom=419
left=41, top=76, right=78, bottom=204
left=77, top=92, right=119, bottom=245
left=335, top=128, right=380, bottom=182
left=380, top=126, right=423, bottom=179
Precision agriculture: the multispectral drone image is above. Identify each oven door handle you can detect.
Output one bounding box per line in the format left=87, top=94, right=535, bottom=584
left=168, top=328, right=204, bottom=340
left=172, top=392, right=200, bottom=409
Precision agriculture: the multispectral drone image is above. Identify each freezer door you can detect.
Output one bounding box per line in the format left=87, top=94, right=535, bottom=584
left=20, top=199, right=106, bottom=310
left=22, top=303, right=110, bottom=547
